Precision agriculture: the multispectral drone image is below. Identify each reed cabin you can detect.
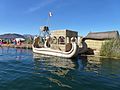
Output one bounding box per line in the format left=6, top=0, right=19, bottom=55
left=83, top=31, right=119, bottom=54
left=51, top=29, right=78, bottom=51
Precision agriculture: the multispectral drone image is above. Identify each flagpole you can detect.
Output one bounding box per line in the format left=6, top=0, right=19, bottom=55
left=47, top=12, right=52, bottom=28
left=47, top=15, right=50, bottom=27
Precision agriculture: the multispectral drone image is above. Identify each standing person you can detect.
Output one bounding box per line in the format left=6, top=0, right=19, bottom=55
left=19, top=40, right=22, bottom=45
left=13, top=39, right=17, bottom=45
left=0, top=40, right=2, bottom=47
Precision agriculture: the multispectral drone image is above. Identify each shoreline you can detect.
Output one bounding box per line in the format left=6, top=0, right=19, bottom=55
left=0, top=44, right=32, bottom=49
left=80, top=54, right=120, bottom=60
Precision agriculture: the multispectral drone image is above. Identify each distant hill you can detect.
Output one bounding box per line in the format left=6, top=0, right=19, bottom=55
left=23, top=34, right=34, bottom=39
left=0, top=33, right=25, bottom=39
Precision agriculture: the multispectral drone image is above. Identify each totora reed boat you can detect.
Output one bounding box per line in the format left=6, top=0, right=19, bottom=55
left=32, top=36, right=79, bottom=59
left=32, top=26, right=86, bottom=58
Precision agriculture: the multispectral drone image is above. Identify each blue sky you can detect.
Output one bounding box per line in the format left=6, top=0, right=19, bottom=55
left=0, top=0, right=120, bottom=36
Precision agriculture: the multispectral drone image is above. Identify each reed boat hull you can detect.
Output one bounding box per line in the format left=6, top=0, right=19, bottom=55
left=32, top=42, right=79, bottom=59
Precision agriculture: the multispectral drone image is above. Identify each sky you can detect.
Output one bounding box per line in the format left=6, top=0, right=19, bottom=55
left=0, top=0, right=120, bottom=36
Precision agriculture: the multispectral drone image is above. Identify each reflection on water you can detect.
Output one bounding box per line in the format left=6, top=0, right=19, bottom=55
left=83, top=56, right=120, bottom=78
left=33, top=53, right=120, bottom=78
left=0, top=47, right=32, bottom=61
left=32, top=54, right=120, bottom=89
left=32, top=54, right=89, bottom=88
left=33, top=53, right=78, bottom=76
left=84, top=56, right=101, bottom=73
left=0, top=48, right=120, bottom=90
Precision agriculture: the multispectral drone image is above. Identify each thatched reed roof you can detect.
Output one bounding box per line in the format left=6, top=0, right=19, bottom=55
left=83, top=31, right=119, bottom=40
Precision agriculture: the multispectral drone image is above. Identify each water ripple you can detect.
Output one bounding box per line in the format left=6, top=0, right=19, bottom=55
left=0, top=48, right=120, bottom=90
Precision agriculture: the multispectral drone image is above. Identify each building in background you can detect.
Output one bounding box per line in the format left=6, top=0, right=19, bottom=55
left=83, top=31, right=119, bottom=55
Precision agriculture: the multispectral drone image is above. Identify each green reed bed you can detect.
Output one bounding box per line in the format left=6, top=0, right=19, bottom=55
left=100, top=38, right=120, bottom=58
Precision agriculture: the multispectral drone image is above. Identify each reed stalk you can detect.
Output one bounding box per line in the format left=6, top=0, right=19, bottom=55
left=100, top=38, right=120, bottom=58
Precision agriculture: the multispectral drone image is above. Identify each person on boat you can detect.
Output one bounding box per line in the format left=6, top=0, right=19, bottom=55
left=44, top=36, right=51, bottom=48
left=33, top=36, right=40, bottom=48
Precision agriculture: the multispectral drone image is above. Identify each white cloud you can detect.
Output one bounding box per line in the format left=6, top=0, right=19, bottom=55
left=28, top=6, right=41, bottom=12
left=27, top=0, right=56, bottom=13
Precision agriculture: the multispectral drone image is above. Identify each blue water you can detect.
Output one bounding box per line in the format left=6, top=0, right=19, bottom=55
left=0, top=47, right=120, bottom=90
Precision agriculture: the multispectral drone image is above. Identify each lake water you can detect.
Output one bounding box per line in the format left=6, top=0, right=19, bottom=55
left=0, top=47, right=120, bottom=90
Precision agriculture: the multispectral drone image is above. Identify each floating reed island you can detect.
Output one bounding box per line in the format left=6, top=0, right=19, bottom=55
left=1, top=44, right=32, bottom=49
left=0, top=33, right=33, bottom=49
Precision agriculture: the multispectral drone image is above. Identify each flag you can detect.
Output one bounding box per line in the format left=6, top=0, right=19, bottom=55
left=49, top=12, right=52, bottom=17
